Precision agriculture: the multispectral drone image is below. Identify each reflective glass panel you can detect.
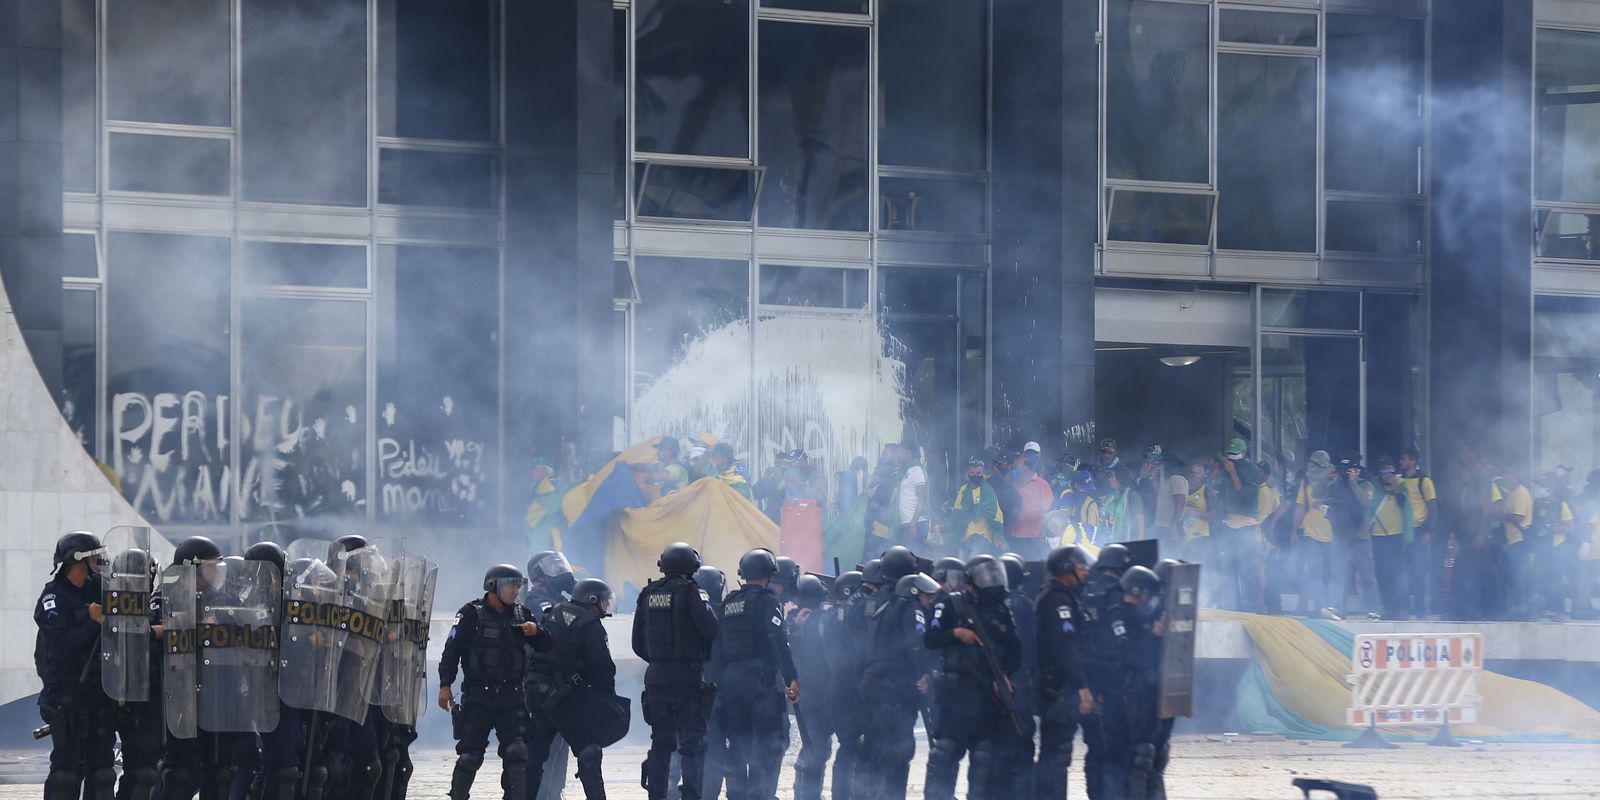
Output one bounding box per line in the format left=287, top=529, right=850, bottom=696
left=760, top=265, right=868, bottom=309
left=1219, top=10, right=1317, bottom=47
left=1537, top=210, right=1600, bottom=260
left=108, top=134, right=231, bottom=196
left=63, top=0, right=96, bottom=192
left=244, top=242, right=368, bottom=289
left=378, top=149, right=499, bottom=209
left=62, top=288, right=98, bottom=455
left=1261, top=289, right=1360, bottom=330
left=1537, top=29, right=1600, bottom=204
left=1326, top=200, right=1424, bottom=256
left=63, top=233, right=98, bottom=280
left=879, top=177, right=986, bottom=234
left=1107, top=190, right=1212, bottom=245
left=635, top=0, right=751, bottom=158
left=1218, top=54, right=1317, bottom=252
left=1260, top=334, right=1361, bottom=473
left=105, top=0, right=231, bottom=126
left=1326, top=14, right=1424, bottom=194
left=1364, top=293, right=1421, bottom=458
left=378, top=0, right=497, bottom=141
left=614, top=9, right=629, bottom=220
left=1106, top=0, right=1209, bottom=183
left=633, top=257, right=752, bottom=454
left=758, top=21, right=869, bottom=230
left=1535, top=295, right=1600, bottom=478
left=879, top=0, right=987, bottom=169
left=637, top=164, right=760, bottom=221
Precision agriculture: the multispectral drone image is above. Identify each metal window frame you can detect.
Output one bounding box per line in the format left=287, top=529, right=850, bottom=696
left=1103, top=182, right=1218, bottom=249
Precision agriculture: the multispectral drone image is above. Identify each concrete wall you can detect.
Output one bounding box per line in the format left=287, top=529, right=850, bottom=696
left=0, top=275, right=152, bottom=706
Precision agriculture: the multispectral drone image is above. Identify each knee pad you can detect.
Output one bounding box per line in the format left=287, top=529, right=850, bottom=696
left=1132, top=742, right=1155, bottom=772
left=455, top=750, right=485, bottom=771
left=158, top=766, right=193, bottom=800
left=129, top=766, right=159, bottom=796
left=501, top=739, right=528, bottom=764
left=576, top=745, right=603, bottom=772
left=44, top=769, right=81, bottom=800
left=88, top=766, right=117, bottom=798
left=304, top=766, right=330, bottom=800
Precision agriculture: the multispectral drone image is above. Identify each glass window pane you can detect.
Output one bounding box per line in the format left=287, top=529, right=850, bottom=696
left=1534, top=296, right=1600, bottom=478
left=757, top=22, right=869, bottom=231
left=1260, top=334, right=1361, bottom=469
left=637, top=164, right=760, bottom=221
left=633, top=257, right=752, bottom=454
left=105, top=0, right=231, bottom=126
left=879, top=0, right=986, bottom=169
left=105, top=232, right=232, bottom=525
left=615, top=260, right=639, bottom=301
left=1327, top=14, right=1424, bottom=194
left=880, top=177, right=986, bottom=234
left=1107, top=190, right=1212, bottom=245
left=760, top=265, right=868, bottom=308
left=1261, top=289, right=1361, bottom=330
left=635, top=0, right=751, bottom=158
left=62, top=288, right=98, bottom=454
left=378, top=149, right=499, bottom=209
left=879, top=268, right=957, bottom=316
left=377, top=246, right=499, bottom=524
left=242, top=0, right=368, bottom=206
left=1537, top=210, right=1600, bottom=260
left=1219, top=10, right=1317, bottom=47
left=108, top=134, right=231, bottom=196
left=1364, top=293, right=1421, bottom=458
left=1537, top=29, right=1600, bottom=204
left=63, top=0, right=97, bottom=192
left=241, top=297, right=368, bottom=523
left=763, top=0, right=869, bottom=12
left=244, top=241, right=368, bottom=288
left=63, top=233, right=98, bottom=279
left=1106, top=0, right=1209, bottom=183
left=1218, top=54, right=1317, bottom=252
left=1326, top=200, right=1424, bottom=256
left=378, top=0, right=496, bottom=141
left=752, top=312, right=880, bottom=487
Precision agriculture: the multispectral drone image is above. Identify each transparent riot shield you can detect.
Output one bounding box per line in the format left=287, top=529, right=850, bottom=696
left=198, top=558, right=282, bottom=733
left=1158, top=562, right=1201, bottom=719
left=278, top=539, right=346, bottom=714
left=382, top=557, right=438, bottom=726
left=368, top=539, right=408, bottom=709
left=101, top=525, right=156, bottom=703
left=160, top=563, right=199, bottom=739
left=333, top=546, right=398, bottom=722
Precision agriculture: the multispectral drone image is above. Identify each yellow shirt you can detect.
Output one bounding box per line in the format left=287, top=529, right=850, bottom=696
left=1184, top=487, right=1210, bottom=539
left=1500, top=484, right=1532, bottom=545
left=1296, top=481, right=1333, bottom=543
left=1370, top=489, right=1406, bottom=537
left=1258, top=485, right=1281, bottom=520
left=1401, top=475, right=1435, bottom=525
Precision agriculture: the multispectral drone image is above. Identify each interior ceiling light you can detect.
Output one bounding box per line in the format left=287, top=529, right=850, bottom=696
left=1159, top=355, right=1202, bottom=367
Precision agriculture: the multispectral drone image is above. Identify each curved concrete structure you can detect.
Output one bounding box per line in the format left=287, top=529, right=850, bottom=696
left=0, top=278, right=154, bottom=706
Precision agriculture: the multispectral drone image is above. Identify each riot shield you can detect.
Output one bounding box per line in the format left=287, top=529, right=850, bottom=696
left=1158, top=562, right=1201, bottom=719
left=334, top=546, right=398, bottom=722
left=161, top=564, right=199, bottom=739
left=382, top=556, right=438, bottom=726
left=1124, top=539, right=1161, bottom=569
left=101, top=525, right=156, bottom=703
left=368, top=539, right=409, bottom=709
left=279, top=539, right=346, bottom=714
left=198, top=558, right=282, bottom=733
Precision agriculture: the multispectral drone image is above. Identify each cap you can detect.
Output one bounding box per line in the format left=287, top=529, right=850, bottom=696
left=1144, top=444, right=1164, bottom=462
left=1023, top=441, right=1041, bottom=454
left=531, top=455, right=554, bottom=468
left=1308, top=450, right=1332, bottom=470
left=1099, top=437, right=1118, bottom=453
left=654, top=437, right=680, bottom=453
left=1226, top=437, right=1248, bottom=456
left=966, top=457, right=986, bottom=469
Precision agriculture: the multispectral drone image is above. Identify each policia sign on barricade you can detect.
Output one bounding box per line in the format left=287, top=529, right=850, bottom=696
left=1347, top=633, right=1484, bottom=727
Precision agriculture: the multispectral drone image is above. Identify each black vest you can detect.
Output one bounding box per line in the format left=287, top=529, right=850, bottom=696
left=638, top=576, right=708, bottom=663
left=536, top=601, right=600, bottom=681
left=464, top=599, right=527, bottom=685
left=718, top=584, right=778, bottom=666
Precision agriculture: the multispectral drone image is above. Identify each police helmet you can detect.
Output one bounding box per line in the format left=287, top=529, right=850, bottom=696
left=794, top=574, right=827, bottom=609
left=529, top=551, right=578, bottom=595
left=693, top=566, right=727, bottom=605
left=1155, top=558, right=1182, bottom=584
left=774, top=556, right=801, bottom=595
left=335, top=534, right=370, bottom=552
left=658, top=542, right=702, bottom=575
left=109, top=547, right=156, bottom=580
left=570, top=578, right=616, bottom=617
left=1120, top=565, right=1162, bottom=601
left=932, top=557, right=967, bottom=590
left=244, top=541, right=287, bottom=572
left=1094, top=543, right=1131, bottom=573
left=52, top=531, right=105, bottom=571
left=998, top=553, right=1027, bottom=588
left=894, top=573, right=940, bottom=600
left=1046, top=545, right=1090, bottom=578
left=860, top=559, right=885, bottom=588
left=483, top=564, right=527, bottom=594
left=832, top=570, right=864, bottom=601
left=173, top=536, right=222, bottom=565
left=737, top=548, right=778, bottom=581
left=964, top=554, right=1008, bottom=598
left=879, top=546, right=917, bottom=582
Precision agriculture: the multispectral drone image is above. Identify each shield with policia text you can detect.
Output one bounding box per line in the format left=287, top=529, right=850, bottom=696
left=381, top=555, right=438, bottom=726
left=161, top=563, right=199, bottom=739
left=334, top=545, right=398, bottom=723
left=1159, top=561, right=1201, bottom=719
left=198, top=558, right=282, bottom=733
left=101, top=525, right=157, bottom=703
left=279, top=539, right=346, bottom=714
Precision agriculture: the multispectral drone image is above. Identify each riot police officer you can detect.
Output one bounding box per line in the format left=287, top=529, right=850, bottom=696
left=773, top=556, right=802, bottom=601
left=35, top=531, right=113, bottom=800
left=526, top=578, right=621, bottom=800
left=714, top=549, right=799, bottom=800
left=923, top=554, right=1021, bottom=800
left=688, top=565, right=727, bottom=800
left=1109, top=566, right=1165, bottom=799
left=243, top=541, right=304, bottom=800
left=996, top=553, right=1038, bottom=798
left=831, top=559, right=882, bottom=800
left=857, top=571, right=938, bottom=800
left=438, top=564, right=541, bottom=800
left=100, top=531, right=163, bottom=800
left=1079, top=543, right=1131, bottom=799
left=1035, top=546, right=1095, bottom=800
left=820, top=570, right=865, bottom=800
left=632, top=543, right=718, bottom=800
left=523, top=550, right=576, bottom=800
left=788, top=574, right=832, bottom=800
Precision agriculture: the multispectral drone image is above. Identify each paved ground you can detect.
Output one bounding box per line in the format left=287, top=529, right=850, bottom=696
left=4, top=734, right=1599, bottom=799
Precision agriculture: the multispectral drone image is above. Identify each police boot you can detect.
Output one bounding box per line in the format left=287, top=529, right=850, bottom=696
left=678, top=731, right=708, bottom=800
left=448, top=752, right=483, bottom=800
left=922, top=738, right=964, bottom=800
left=122, top=766, right=159, bottom=800
left=44, top=768, right=81, bottom=800
left=499, top=739, right=529, bottom=800
left=575, top=745, right=606, bottom=800
left=378, top=745, right=401, bottom=800
left=268, top=767, right=299, bottom=800
left=1127, top=742, right=1156, bottom=800
left=88, top=767, right=118, bottom=800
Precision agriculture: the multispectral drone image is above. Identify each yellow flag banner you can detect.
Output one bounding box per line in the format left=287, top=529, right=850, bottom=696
left=562, top=438, right=666, bottom=525
left=605, top=477, right=779, bottom=593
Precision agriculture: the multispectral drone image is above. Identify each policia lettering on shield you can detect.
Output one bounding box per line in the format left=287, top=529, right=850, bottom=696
left=439, top=564, right=544, bottom=800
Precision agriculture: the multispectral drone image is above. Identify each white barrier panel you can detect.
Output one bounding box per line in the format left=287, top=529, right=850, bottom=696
left=1346, top=633, right=1483, bottom=728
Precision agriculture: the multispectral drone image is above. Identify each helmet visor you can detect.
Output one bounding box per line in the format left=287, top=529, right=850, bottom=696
left=967, top=560, right=1008, bottom=591
left=536, top=553, right=573, bottom=578
left=941, top=569, right=967, bottom=591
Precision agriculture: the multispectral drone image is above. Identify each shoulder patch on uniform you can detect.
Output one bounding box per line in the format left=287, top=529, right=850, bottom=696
left=699, top=589, right=710, bottom=602
left=1111, top=619, right=1127, bottom=637
left=1057, top=606, right=1072, bottom=620
left=41, top=595, right=56, bottom=611
left=914, top=608, right=927, bottom=632
left=771, top=614, right=783, bottom=627
left=563, top=610, right=577, bottom=624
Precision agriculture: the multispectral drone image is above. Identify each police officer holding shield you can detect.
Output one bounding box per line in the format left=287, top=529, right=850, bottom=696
left=100, top=527, right=164, bottom=800
left=439, top=564, right=541, bottom=800
left=523, top=550, right=577, bottom=800
left=35, top=531, right=113, bottom=800
left=525, top=578, right=623, bottom=800
left=632, top=543, right=718, bottom=800
left=1079, top=543, right=1131, bottom=798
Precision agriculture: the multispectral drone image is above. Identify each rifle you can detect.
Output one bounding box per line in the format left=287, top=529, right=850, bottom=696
left=965, top=603, right=1025, bottom=735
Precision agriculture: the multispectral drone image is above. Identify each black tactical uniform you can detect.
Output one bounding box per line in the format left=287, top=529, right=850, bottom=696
left=106, top=549, right=163, bottom=800
left=440, top=568, right=539, bottom=800
left=825, top=568, right=876, bottom=800
left=1077, top=544, right=1130, bottom=800
left=1109, top=567, right=1165, bottom=800
left=996, top=555, right=1039, bottom=799
left=526, top=579, right=620, bottom=800
left=1034, top=548, right=1092, bottom=800
left=35, top=532, right=115, bottom=800
left=923, top=557, right=1021, bottom=800
left=856, top=573, right=937, bottom=800
left=714, top=551, right=798, bottom=800
left=787, top=576, right=832, bottom=800
left=632, top=544, right=719, bottom=800
left=523, top=551, right=575, bottom=800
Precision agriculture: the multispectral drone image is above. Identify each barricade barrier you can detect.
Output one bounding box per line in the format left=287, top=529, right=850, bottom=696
left=1346, top=633, right=1483, bottom=729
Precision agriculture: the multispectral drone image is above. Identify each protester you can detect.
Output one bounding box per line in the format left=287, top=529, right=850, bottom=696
left=1009, top=452, right=1054, bottom=559
left=946, top=458, right=1005, bottom=557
